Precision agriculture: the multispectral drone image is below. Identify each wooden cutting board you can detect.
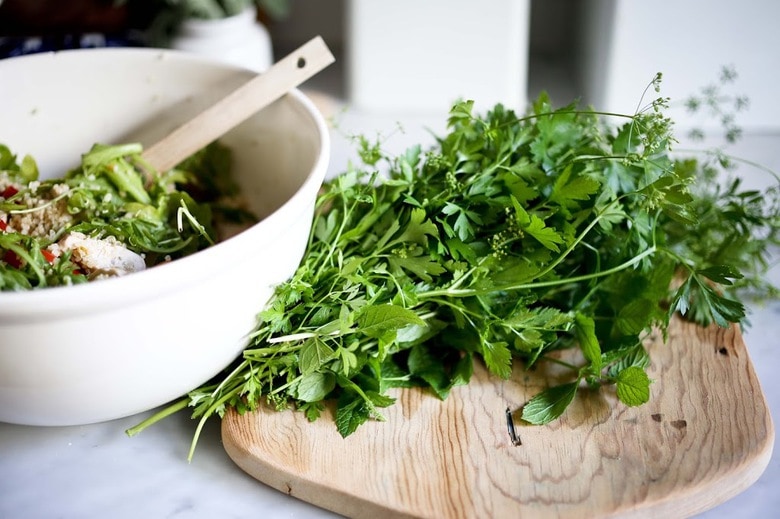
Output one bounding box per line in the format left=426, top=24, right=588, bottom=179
left=222, top=316, right=774, bottom=518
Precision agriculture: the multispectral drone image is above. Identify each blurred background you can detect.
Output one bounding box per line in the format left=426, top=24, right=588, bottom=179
left=2, top=0, right=777, bottom=134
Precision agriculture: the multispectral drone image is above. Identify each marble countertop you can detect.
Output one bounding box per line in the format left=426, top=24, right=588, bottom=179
left=1, top=103, right=778, bottom=519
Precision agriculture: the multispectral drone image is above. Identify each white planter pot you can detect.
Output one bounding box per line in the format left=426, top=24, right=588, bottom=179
left=347, top=0, right=531, bottom=115
left=170, top=6, right=273, bottom=73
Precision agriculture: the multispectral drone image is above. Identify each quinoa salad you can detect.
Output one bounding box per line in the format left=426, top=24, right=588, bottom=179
left=0, top=141, right=254, bottom=291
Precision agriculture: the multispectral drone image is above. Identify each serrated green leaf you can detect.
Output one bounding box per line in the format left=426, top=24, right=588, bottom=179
left=335, top=393, right=369, bottom=437
left=512, top=328, right=544, bottom=352
left=366, top=390, right=396, bottom=409
left=501, top=169, right=538, bottom=203
left=388, top=256, right=447, bottom=282
left=673, top=272, right=745, bottom=327
left=511, top=197, right=563, bottom=252
left=615, top=299, right=654, bottom=335
left=505, top=307, right=572, bottom=329
left=299, top=338, right=337, bottom=375
left=605, top=343, right=651, bottom=378
left=356, top=305, right=425, bottom=338
left=301, top=401, right=324, bottom=422
left=549, top=165, right=601, bottom=207
left=574, top=313, right=602, bottom=370
left=481, top=339, right=512, bottom=379
left=396, top=207, right=439, bottom=245
left=295, top=372, right=335, bottom=402
left=521, top=382, right=579, bottom=425
left=524, top=213, right=564, bottom=252
left=615, top=366, right=651, bottom=406
left=698, top=265, right=744, bottom=286
left=408, top=345, right=451, bottom=399
left=702, top=284, right=745, bottom=327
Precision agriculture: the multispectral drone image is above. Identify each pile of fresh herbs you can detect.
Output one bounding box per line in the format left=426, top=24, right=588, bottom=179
left=130, top=74, right=779, bottom=459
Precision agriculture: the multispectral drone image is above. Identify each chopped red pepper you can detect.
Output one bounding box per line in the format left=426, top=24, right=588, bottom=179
left=41, top=249, right=56, bottom=264
left=0, top=219, right=6, bottom=232
left=1, top=185, right=19, bottom=199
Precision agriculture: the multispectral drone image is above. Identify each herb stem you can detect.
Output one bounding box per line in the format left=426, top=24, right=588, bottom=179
left=267, top=330, right=342, bottom=344
left=125, top=396, right=190, bottom=437
left=187, top=388, right=241, bottom=461
left=538, top=355, right=580, bottom=371
left=421, top=246, right=657, bottom=299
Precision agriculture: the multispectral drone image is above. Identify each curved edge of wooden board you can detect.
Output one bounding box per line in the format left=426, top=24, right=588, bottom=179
left=222, top=425, right=413, bottom=519
left=222, top=318, right=775, bottom=519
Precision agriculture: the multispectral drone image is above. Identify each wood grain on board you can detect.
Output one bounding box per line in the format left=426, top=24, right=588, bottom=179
left=222, top=316, right=774, bottom=518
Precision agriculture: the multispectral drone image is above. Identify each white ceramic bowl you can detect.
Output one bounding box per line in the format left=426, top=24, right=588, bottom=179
left=0, top=48, right=329, bottom=425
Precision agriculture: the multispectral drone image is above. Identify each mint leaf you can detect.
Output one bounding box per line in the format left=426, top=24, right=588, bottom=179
left=356, top=305, right=425, bottom=338
left=521, top=382, right=579, bottom=425
left=615, top=366, right=651, bottom=406
left=335, top=393, right=369, bottom=437
left=299, top=338, right=336, bottom=375
left=408, top=345, right=451, bottom=399
left=295, top=372, right=335, bottom=403
left=574, top=313, right=602, bottom=370
left=615, top=299, right=655, bottom=335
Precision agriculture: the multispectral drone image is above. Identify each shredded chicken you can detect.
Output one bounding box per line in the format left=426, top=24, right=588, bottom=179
left=49, top=231, right=146, bottom=278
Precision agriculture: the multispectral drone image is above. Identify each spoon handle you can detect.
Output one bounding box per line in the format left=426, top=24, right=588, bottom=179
left=141, top=36, right=335, bottom=173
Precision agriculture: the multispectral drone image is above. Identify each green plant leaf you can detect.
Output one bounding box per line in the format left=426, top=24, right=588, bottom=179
left=521, top=382, right=579, bottom=425
left=356, top=305, right=425, bottom=338
left=615, top=366, right=651, bottom=406
left=295, top=372, right=335, bottom=403
left=574, top=312, right=602, bottom=370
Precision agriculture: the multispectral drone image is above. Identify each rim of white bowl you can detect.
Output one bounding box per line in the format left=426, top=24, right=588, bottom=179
left=0, top=49, right=331, bottom=320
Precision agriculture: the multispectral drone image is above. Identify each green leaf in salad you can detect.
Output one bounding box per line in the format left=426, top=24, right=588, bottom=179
left=0, top=140, right=251, bottom=289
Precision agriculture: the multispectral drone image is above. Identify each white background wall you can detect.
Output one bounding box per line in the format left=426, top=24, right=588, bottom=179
left=577, top=0, right=780, bottom=133
left=269, top=0, right=779, bottom=133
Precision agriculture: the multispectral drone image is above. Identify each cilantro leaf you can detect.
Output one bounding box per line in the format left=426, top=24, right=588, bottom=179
left=481, top=339, right=513, bottom=379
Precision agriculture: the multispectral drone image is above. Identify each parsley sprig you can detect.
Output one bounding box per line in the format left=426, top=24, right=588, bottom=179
left=129, top=80, right=779, bottom=460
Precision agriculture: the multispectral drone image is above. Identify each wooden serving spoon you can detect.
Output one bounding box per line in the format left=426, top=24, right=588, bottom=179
left=141, top=36, right=335, bottom=173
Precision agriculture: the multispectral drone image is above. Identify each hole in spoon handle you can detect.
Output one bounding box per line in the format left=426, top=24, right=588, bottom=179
left=141, top=36, right=335, bottom=173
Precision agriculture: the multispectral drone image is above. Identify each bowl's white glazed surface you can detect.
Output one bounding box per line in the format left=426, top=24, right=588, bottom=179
left=0, top=48, right=330, bottom=425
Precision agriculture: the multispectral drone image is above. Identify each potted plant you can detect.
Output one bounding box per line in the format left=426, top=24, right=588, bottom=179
left=143, top=0, right=291, bottom=71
